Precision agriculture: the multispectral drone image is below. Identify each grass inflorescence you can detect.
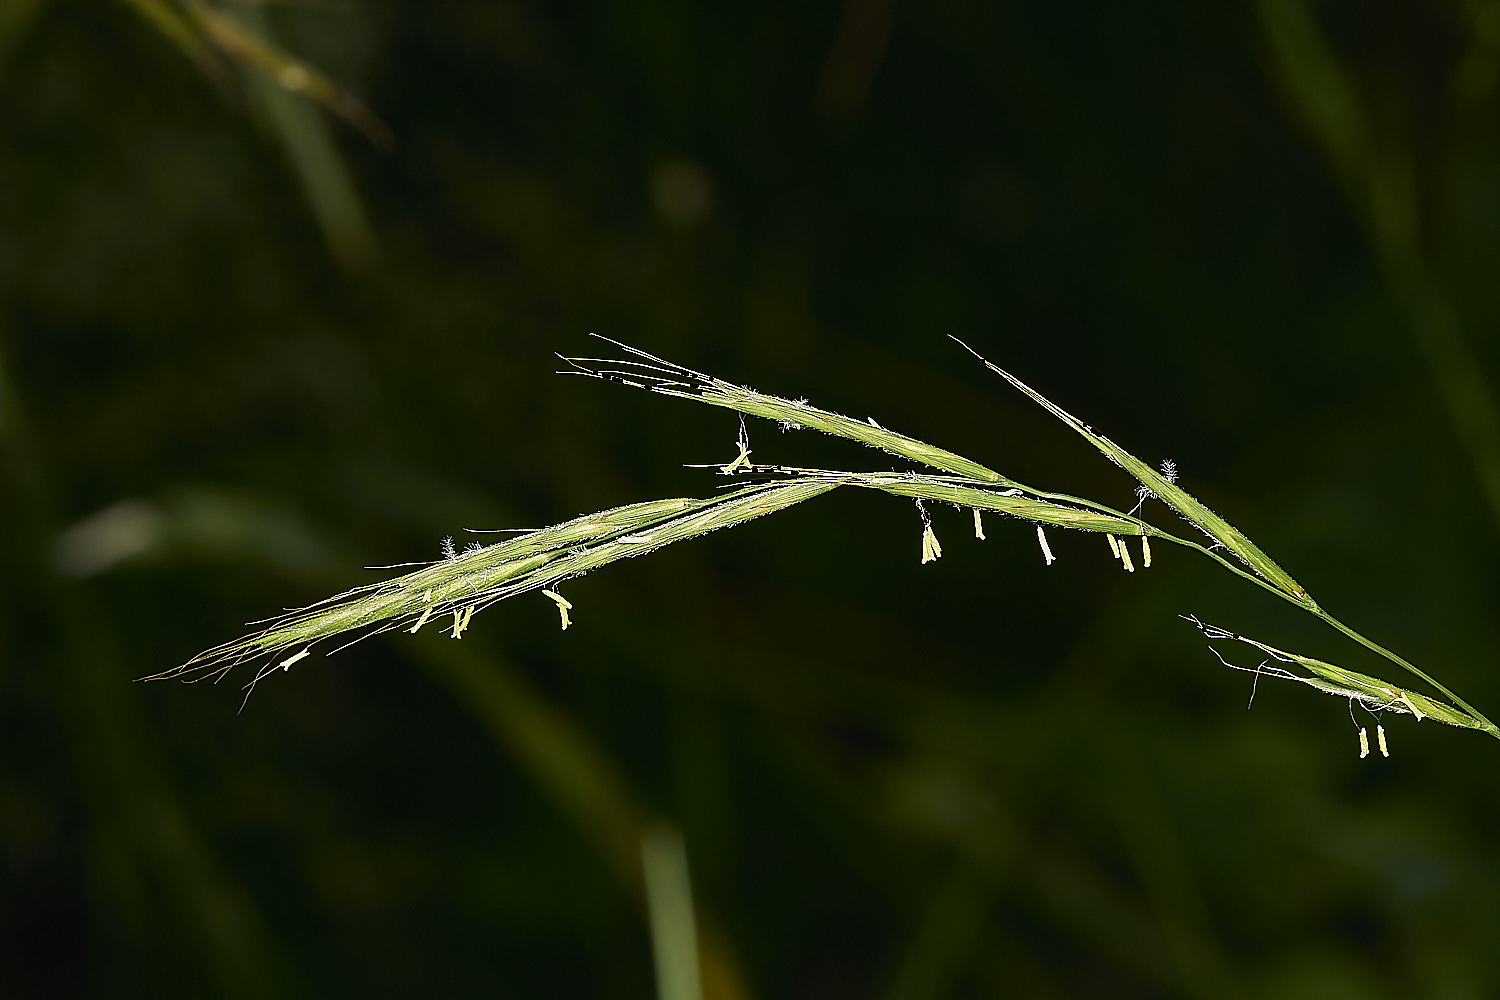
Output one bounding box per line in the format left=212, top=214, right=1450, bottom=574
left=149, top=338, right=1498, bottom=743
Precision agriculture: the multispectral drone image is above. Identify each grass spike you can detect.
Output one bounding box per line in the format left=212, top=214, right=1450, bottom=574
left=155, top=342, right=1497, bottom=745
left=949, top=337, right=1312, bottom=606
left=1184, top=615, right=1490, bottom=733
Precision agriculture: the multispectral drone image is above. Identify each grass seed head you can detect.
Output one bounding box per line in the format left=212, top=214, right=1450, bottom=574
left=1184, top=615, right=1486, bottom=731
left=950, top=338, right=1313, bottom=606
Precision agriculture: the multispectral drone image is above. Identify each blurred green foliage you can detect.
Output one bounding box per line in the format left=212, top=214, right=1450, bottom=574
left=3, top=0, right=1500, bottom=996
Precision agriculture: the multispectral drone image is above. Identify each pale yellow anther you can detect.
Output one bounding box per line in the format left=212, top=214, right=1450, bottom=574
left=278, top=649, right=310, bottom=672
left=1398, top=692, right=1426, bottom=721
left=543, top=589, right=573, bottom=630
left=409, top=606, right=433, bottom=634
left=973, top=509, right=985, bottom=540
left=1377, top=725, right=1389, bottom=757
left=1036, top=525, right=1055, bottom=566
left=1141, top=534, right=1152, bottom=568
left=1107, top=534, right=1121, bottom=559
left=1119, top=540, right=1135, bottom=573
left=920, top=525, right=942, bottom=564
left=720, top=438, right=752, bottom=474
left=450, top=606, right=474, bottom=639
left=1359, top=727, right=1370, bottom=759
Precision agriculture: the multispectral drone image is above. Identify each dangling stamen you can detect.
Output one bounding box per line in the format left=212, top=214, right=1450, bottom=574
left=450, top=606, right=474, bottom=639
left=921, top=525, right=943, bottom=564
left=543, top=589, right=574, bottom=630
left=1036, top=525, right=1056, bottom=566
left=408, top=606, right=433, bottom=634
left=720, top=417, right=753, bottom=474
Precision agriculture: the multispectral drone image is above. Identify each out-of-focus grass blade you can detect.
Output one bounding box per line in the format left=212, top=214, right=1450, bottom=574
left=0, top=350, right=289, bottom=997
left=117, top=0, right=237, bottom=92
left=219, top=2, right=375, bottom=266
left=412, top=642, right=753, bottom=999
left=1257, top=0, right=1500, bottom=538
left=1255, top=0, right=1372, bottom=180
left=642, top=824, right=705, bottom=1000
left=951, top=339, right=1314, bottom=607
left=181, top=0, right=392, bottom=147
left=118, top=0, right=382, bottom=266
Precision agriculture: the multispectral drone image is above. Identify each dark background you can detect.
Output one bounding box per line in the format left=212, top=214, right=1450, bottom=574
left=3, top=0, right=1500, bottom=996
